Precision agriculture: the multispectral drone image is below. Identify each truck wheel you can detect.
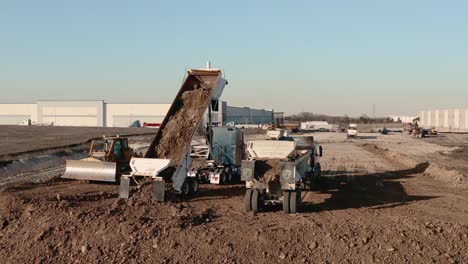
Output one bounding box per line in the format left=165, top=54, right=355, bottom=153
left=283, top=191, right=290, bottom=213
left=244, top=189, right=253, bottom=212
left=219, top=170, right=226, bottom=185
left=225, top=167, right=233, bottom=183
left=181, top=181, right=190, bottom=197
left=289, top=191, right=299, bottom=213
left=252, top=189, right=260, bottom=212
left=189, top=178, right=199, bottom=195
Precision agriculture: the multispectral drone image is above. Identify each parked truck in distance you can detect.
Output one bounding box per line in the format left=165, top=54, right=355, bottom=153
left=347, top=124, right=358, bottom=138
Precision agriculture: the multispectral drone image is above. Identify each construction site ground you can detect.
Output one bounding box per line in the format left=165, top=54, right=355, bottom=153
left=0, top=129, right=467, bottom=263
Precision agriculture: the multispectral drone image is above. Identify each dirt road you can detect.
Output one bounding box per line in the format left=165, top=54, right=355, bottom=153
left=0, top=133, right=467, bottom=263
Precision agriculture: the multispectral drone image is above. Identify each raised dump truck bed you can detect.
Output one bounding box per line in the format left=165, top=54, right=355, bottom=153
left=120, top=69, right=227, bottom=200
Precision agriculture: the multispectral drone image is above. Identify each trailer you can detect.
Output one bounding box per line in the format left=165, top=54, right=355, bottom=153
left=241, top=136, right=323, bottom=213
left=187, top=127, right=244, bottom=185
left=119, top=67, right=228, bottom=201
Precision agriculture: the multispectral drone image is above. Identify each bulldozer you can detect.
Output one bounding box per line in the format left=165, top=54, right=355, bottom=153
left=62, top=136, right=137, bottom=182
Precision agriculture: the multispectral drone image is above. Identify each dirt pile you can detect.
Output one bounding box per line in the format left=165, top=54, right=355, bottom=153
left=361, top=143, right=468, bottom=189
left=1, top=137, right=468, bottom=263
left=254, top=159, right=282, bottom=183
left=156, top=85, right=212, bottom=166
left=0, top=178, right=217, bottom=263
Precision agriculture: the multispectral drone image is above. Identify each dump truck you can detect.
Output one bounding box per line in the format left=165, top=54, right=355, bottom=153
left=188, top=127, right=244, bottom=185
left=62, top=136, right=137, bottom=182
left=241, top=136, right=323, bottom=213
left=119, top=67, right=228, bottom=201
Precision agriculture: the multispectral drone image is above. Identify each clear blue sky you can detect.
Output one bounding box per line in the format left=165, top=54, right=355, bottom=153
left=1, top=0, right=467, bottom=116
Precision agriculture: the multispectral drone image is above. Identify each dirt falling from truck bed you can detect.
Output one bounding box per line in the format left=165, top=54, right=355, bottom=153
left=155, top=84, right=212, bottom=166
left=254, top=159, right=282, bottom=184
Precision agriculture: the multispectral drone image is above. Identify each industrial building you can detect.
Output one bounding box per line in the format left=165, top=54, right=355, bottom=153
left=0, top=100, right=273, bottom=127
left=420, top=108, right=468, bottom=132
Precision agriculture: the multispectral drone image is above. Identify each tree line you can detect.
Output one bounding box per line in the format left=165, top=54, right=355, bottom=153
left=285, top=112, right=398, bottom=124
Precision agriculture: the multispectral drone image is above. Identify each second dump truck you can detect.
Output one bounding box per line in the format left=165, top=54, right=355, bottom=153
left=242, top=136, right=323, bottom=213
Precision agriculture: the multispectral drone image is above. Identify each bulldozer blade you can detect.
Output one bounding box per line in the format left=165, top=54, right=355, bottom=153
left=152, top=181, right=165, bottom=202
left=62, top=160, right=117, bottom=182
left=119, top=177, right=131, bottom=199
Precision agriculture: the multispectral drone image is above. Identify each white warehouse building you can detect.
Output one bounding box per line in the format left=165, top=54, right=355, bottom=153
left=0, top=100, right=273, bottom=127
left=420, top=108, right=468, bottom=133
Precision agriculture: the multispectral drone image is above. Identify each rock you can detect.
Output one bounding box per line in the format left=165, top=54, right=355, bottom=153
left=81, top=245, right=89, bottom=254
left=34, top=231, right=45, bottom=241
left=58, top=200, right=69, bottom=208
left=386, top=246, right=396, bottom=252
left=349, top=242, right=356, bottom=248
left=309, top=241, right=318, bottom=250
left=362, top=237, right=369, bottom=245
left=279, top=252, right=286, bottom=260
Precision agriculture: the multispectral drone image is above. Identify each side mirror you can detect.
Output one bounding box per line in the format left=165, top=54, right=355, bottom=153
left=319, top=146, right=323, bottom=157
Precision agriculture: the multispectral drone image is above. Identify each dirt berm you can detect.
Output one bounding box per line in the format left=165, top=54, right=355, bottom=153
left=360, top=143, right=468, bottom=189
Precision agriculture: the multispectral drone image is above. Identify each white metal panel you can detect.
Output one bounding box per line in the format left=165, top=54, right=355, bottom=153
left=42, top=106, right=97, bottom=116
left=0, top=115, right=31, bottom=125
left=466, top=109, right=468, bottom=129
left=427, top=111, right=431, bottom=127
left=112, top=115, right=165, bottom=127
left=454, top=109, right=460, bottom=129
left=42, top=116, right=98, bottom=127
left=105, top=104, right=170, bottom=127
left=247, top=140, right=295, bottom=159
left=444, top=110, right=449, bottom=128
left=0, top=104, right=36, bottom=124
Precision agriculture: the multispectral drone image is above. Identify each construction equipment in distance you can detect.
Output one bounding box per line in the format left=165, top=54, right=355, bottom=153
left=242, top=136, right=323, bottom=214
left=119, top=67, right=228, bottom=201
left=62, top=136, right=136, bottom=182
left=188, top=127, right=244, bottom=185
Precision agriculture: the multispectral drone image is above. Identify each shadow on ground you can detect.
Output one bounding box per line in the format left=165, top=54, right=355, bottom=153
left=300, top=162, right=437, bottom=213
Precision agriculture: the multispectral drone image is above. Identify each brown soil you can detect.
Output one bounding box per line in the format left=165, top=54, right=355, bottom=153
left=254, top=159, right=282, bottom=184
left=0, top=126, right=152, bottom=160
left=361, top=143, right=468, bottom=189
left=0, top=136, right=467, bottom=263
left=155, top=85, right=211, bottom=166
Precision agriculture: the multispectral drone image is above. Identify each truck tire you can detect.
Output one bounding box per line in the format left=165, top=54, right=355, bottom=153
left=225, top=167, right=233, bottom=183
left=244, top=189, right=253, bottom=212
left=283, top=191, right=290, bottom=213
left=252, top=189, right=260, bottom=212
left=219, top=170, right=226, bottom=185
left=188, top=178, right=199, bottom=195
left=181, top=181, right=190, bottom=197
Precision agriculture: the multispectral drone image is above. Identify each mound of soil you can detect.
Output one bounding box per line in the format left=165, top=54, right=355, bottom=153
left=360, top=143, right=468, bottom=189
left=156, top=84, right=212, bottom=166
left=254, top=159, right=282, bottom=184
left=0, top=178, right=216, bottom=263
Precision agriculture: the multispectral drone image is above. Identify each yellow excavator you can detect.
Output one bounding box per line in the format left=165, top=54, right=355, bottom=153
left=62, top=136, right=138, bottom=182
